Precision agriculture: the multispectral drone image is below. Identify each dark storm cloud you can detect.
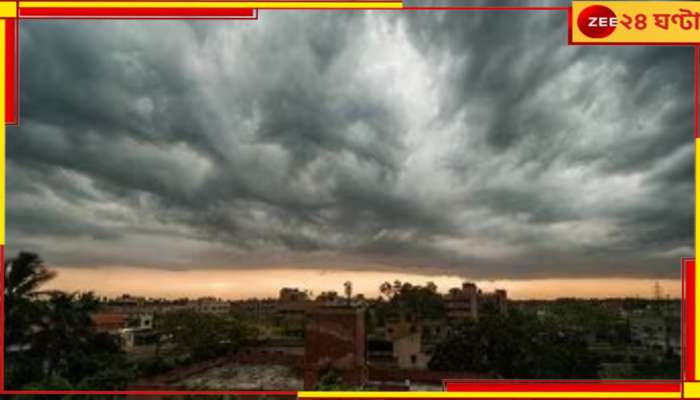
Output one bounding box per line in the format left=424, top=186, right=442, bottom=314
left=6, top=10, right=692, bottom=279
left=394, top=8, right=693, bottom=278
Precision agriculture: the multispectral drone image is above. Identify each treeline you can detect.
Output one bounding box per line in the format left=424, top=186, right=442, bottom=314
left=428, top=310, right=600, bottom=378
left=4, top=252, right=256, bottom=391
left=5, top=252, right=135, bottom=390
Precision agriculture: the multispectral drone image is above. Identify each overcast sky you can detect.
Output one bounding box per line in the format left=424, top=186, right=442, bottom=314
left=6, top=9, right=693, bottom=281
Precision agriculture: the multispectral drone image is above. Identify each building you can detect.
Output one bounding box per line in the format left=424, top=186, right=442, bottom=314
left=277, top=288, right=311, bottom=337
left=112, top=294, right=145, bottom=307
left=444, top=282, right=508, bottom=322
left=444, top=282, right=479, bottom=321
left=480, top=289, right=508, bottom=315
left=93, top=312, right=128, bottom=333
left=126, top=313, right=154, bottom=330
left=231, top=298, right=277, bottom=320
left=279, top=288, right=309, bottom=302
left=191, top=297, right=230, bottom=314
left=316, top=291, right=343, bottom=305
left=370, top=315, right=447, bottom=370
left=304, top=305, right=367, bottom=389
left=367, top=338, right=395, bottom=367
left=119, top=313, right=157, bottom=351
left=92, top=311, right=156, bottom=351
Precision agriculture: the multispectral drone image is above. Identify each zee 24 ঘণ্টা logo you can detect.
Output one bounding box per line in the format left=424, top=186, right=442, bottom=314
left=577, top=3, right=700, bottom=39
left=577, top=4, right=619, bottom=38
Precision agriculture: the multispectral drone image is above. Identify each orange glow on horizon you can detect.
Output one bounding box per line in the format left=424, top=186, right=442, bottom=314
left=42, top=266, right=681, bottom=301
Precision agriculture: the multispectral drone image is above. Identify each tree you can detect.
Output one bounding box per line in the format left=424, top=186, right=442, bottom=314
left=5, top=252, right=135, bottom=390
left=427, top=320, right=489, bottom=373
left=316, top=368, right=360, bottom=391
left=632, top=350, right=681, bottom=379
left=5, top=251, right=56, bottom=303
left=378, top=280, right=446, bottom=320
left=157, top=309, right=252, bottom=362
left=16, top=290, right=133, bottom=389
left=5, top=252, right=56, bottom=346
left=316, top=368, right=346, bottom=390
left=5, top=252, right=59, bottom=388
left=31, top=291, right=101, bottom=376
left=429, top=310, right=600, bottom=379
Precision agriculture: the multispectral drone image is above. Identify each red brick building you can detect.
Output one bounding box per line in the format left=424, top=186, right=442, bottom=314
left=92, top=312, right=127, bottom=333
left=304, top=305, right=367, bottom=389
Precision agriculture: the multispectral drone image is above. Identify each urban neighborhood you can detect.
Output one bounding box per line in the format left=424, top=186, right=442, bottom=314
left=5, top=252, right=682, bottom=393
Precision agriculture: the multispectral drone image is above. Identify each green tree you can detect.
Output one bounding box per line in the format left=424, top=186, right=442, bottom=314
left=378, top=280, right=446, bottom=320
left=18, top=291, right=133, bottom=389
left=427, top=320, right=489, bottom=373
left=429, top=310, right=600, bottom=379
left=5, top=252, right=135, bottom=390
left=632, top=351, right=681, bottom=379
left=5, top=252, right=56, bottom=346
left=30, top=291, right=101, bottom=376
left=315, top=368, right=361, bottom=391
left=157, top=309, right=251, bottom=362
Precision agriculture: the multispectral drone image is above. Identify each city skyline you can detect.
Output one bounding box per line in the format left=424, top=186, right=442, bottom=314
left=41, top=265, right=681, bottom=300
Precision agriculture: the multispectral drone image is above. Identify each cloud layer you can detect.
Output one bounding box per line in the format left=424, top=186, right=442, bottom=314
left=7, top=10, right=693, bottom=279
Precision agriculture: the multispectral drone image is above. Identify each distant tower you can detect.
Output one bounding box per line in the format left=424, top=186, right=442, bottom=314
left=654, top=281, right=662, bottom=300
left=344, top=281, right=353, bottom=303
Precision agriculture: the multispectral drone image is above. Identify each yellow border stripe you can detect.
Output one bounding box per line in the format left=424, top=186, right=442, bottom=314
left=0, top=1, right=691, bottom=397
left=20, top=1, right=403, bottom=9
left=299, top=392, right=680, bottom=399
left=686, top=382, right=700, bottom=398
left=0, top=2, right=16, bottom=17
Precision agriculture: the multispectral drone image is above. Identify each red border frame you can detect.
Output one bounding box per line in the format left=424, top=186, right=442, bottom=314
left=444, top=381, right=684, bottom=392
left=1, top=2, right=696, bottom=397
left=4, top=18, right=16, bottom=126
left=19, top=7, right=258, bottom=18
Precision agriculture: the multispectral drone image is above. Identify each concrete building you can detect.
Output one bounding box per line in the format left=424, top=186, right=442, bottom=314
left=444, top=282, right=508, bottom=322
left=393, top=331, right=429, bottom=369
left=92, top=311, right=156, bottom=351
left=191, top=297, right=230, bottom=315
left=480, top=289, right=509, bottom=315
left=372, top=316, right=447, bottom=370
left=276, top=289, right=310, bottom=337
left=118, top=313, right=157, bottom=352
left=444, top=282, right=479, bottom=321
left=316, top=291, right=343, bottom=305
left=279, top=288, right=309, bottom=302
left=127, top=313, right=154, bottom=330
left=231, top=299, right=277, bottom=320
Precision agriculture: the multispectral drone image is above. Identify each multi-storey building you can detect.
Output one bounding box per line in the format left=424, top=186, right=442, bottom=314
left=444, top=282, right=508, bottom=322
